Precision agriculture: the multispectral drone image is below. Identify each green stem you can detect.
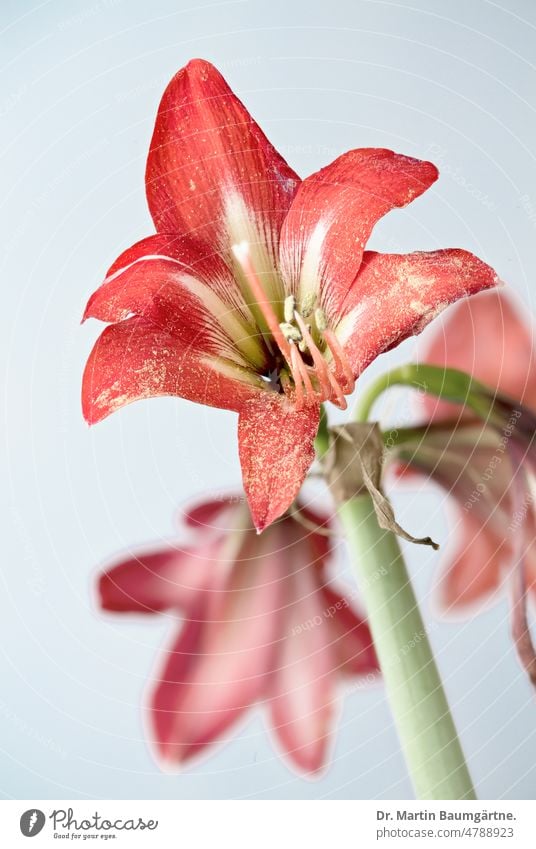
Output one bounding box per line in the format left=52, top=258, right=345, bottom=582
left=314, top=403, right=330, bottom=460
left=383, top=420, right=481, bottom=448
left=339, top=494, right=476, bottom=800
left=353, top=363, right=491, bottom=424
left=354, top=368, right=405, bottom=422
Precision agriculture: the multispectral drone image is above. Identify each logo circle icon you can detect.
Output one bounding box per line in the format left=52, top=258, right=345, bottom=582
left=20, top=810, right=46, bottom=837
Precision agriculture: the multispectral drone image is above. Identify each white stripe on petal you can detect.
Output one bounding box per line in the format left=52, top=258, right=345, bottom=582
left=204, top=355, right=268, bottom=391
left=180, top=273, right=265, bottom=367
left=105, top=252, right=265, bottom=369
left=297, top=219, right=327, bottom=305
left=332, top=301, right=366, bottom=349
left=224, top=191, right=284, bottom=306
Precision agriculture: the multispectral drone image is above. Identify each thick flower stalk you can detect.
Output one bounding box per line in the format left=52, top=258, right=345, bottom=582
left=98, top=496, right=378, bottom=773
left=82, top=58, right=498, bottom=531
left=338, top=495, right=476, bottom=799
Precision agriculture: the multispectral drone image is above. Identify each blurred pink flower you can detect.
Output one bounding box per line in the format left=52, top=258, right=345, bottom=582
left=393, top=289, right=536, bottom=612
left=98, top=496, right=377, bottom=774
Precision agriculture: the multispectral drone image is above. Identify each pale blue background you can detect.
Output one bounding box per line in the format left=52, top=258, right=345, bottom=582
left=1, top=0, right=535, bottom=799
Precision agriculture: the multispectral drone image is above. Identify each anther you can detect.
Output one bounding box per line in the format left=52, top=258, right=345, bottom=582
left=284, top=295, right=296, bottom=323
left=314, top=307, right=327, bottom=332
left=301, top=292, right=317, bottom=317
left=279, top=322, right=302, bottom=343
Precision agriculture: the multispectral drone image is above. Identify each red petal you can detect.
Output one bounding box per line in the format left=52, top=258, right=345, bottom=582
left=86, top=235, right=233, bottom=322
left=420, top=288, right=536, bottom=420
left=84, top=234, right=259, bottom=367
left=340, top=249, right=499, bottom=377
left=82, top=316, right=262, bottom=424
left=150, top=552, right=284, bottom=764
left=98, top=545, right=217, bottom=613
left=105, top=234, right=194, bottom=278
left=238, top=394, right=320, bottom=531
left=146, top=59, right=299, bottom=261
left=280, top=148, right=438, bottom=316
left=269, top=566, right=338, bottom=774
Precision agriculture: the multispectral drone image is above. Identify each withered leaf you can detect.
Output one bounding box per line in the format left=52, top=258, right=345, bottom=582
left=324, top=422, right=439, bottom=550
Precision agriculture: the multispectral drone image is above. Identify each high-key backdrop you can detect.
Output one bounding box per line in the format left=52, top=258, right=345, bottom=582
left=1, top=0, right=535, bottom=799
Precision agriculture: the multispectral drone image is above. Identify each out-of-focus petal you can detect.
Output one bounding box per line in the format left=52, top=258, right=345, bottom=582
left=338, top=250, right=499, bottom=378
left=394, top=424, right=515, bottom=517
left=98, top=545, right=218, bottom=613
left=280, top=148, right=438, bottom=318
left=145, top=58, right=299, bottom=267
left=150, top=553, right=284, bottom=764
left=182, top=496, right=246, bottom=532
left=238, top=394, right=320, bottom=531
left=149, top=600, right=205, bottom=760
left=320, top=585, right=378, bottom=676
left=391, top=424, right=516, bottom=611
left=523, top=512, right=536, bottom=600
left=437, top=510, right=510, bottom=609
left=419, top=288, right=536, bottom=420
left=82, top=316, right=264, bottom=424
left=290, top=503, right=333, bottom=564
left=269, top=565, right=338, bottom=774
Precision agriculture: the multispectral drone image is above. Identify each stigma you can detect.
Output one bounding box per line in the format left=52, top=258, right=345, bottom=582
left=231, top=241, right=355, bottom=411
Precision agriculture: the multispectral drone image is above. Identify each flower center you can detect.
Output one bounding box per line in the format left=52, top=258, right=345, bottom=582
left=231, top=241, right=355, bottom=411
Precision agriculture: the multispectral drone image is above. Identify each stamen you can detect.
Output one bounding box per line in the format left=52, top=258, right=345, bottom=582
left=291, top=346, right=316, bottom=401
left=284, top=295, right=296, bottom=323
left=291, top=343, right=320, bottom=409
left=326, top=369, right=347, bottom=409
left=301, top=292, right=317, bottom=317
left=279, top=368, right=293, bottom=400
left=324, top=329, right=355, bottom=392
left=279, top=322, right=302, bottom=343
left=232, top=241, right=312, bottom=395
left=293, top=310, right=332, bottom=400
left=298, top=324, right=311, bottom=352
left=230, top=241, right=351, bottom=410
left=289, top=345, right=304, bottom=410
left=314, top=307, right=327, bottom=331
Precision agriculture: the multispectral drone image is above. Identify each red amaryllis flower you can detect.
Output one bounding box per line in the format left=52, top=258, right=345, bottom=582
left=98, top=496, right=377, bottom=774
left=392, top=288, right=536, bottom=610
left=82, top=58, right=498, bottom=530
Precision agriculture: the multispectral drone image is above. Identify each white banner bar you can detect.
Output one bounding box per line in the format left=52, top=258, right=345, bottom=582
left=1, top=800, right=533, bottom=847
